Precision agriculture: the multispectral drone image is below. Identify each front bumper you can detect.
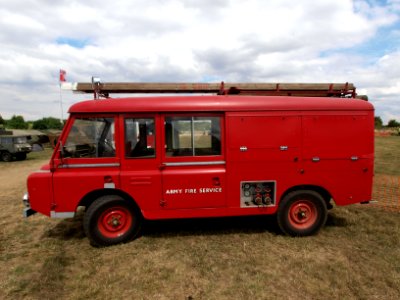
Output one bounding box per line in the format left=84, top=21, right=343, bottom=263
left=22, top=193, right=36, bottom=218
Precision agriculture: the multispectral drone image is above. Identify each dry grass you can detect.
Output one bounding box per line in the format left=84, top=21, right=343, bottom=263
left=375, top=136, right=400, bottom=176
left=0, top=141, right=399, bottom=300
left=373, top=136, right=400, bottom=211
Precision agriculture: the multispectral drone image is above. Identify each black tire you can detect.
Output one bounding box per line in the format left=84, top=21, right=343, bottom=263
left=1, top=151, right=12, bottom=162
left=15, top=153, right=27, bottom=161
left=277, top=190, right=327, bottom=236
left=83, top=195, right=142, bottom=247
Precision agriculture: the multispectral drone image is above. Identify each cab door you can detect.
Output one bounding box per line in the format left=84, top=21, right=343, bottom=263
left=52, top=115, right=120, bottom=215
left=160, top=114, right=226, bottom=209
left=119, top=115, right=162, bottom=212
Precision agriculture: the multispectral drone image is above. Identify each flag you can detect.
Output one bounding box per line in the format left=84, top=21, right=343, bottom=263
left=59, top=69, right=66, bottom=82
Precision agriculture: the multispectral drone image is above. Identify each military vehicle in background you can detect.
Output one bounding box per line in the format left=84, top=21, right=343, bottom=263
left=0, top=129, right=32, bottom=161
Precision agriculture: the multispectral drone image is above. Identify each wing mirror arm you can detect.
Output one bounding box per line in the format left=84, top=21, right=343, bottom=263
left=59, top=141, right=64, bottom=160
left=51, top=141, right=65, bottom=172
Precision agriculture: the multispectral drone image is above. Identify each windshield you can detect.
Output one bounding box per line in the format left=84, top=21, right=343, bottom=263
left=63, top=117, right=115, bottom=158
left=14, top=137, right=28, bottom=144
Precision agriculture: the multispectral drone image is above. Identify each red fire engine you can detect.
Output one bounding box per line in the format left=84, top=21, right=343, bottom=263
left=23, top=82, right=374, bottom=246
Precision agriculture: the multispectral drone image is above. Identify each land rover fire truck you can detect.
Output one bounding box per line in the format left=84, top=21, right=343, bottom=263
left=23, top=82, right=374, bottom=246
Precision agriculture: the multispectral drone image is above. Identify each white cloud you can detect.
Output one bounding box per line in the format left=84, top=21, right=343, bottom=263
left=0, top=0, right=399, bottom=123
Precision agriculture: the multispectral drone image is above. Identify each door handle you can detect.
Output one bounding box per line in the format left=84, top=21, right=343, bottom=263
left=212, top=177, right=221, bottom=186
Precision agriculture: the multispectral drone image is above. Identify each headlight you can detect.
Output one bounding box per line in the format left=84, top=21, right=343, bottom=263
left=22, top=193, right=30, bottom=207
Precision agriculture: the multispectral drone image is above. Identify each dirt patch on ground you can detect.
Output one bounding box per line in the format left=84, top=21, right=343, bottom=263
left=0, top=159, right=46, bottom=198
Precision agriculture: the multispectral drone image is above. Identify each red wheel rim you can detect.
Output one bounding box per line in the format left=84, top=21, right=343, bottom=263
left=97, top=206, right=133, bottom=239
left=288, top=200, right=317, bottom=229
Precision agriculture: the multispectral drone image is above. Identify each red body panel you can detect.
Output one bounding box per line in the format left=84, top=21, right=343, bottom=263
left=27, top=166, right=53, bottom=216
left=161, top=166, right=226, bottom=209
left=26, top=96, right=374, bottom=220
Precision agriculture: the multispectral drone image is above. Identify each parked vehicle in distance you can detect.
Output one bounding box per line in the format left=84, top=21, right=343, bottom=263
left=0, top=134, right=32, bottom=161
left=23, top=82, right=375, bottom=246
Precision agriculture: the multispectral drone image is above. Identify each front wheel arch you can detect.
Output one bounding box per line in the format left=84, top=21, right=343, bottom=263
left=78, top=189, right=141, bottom=213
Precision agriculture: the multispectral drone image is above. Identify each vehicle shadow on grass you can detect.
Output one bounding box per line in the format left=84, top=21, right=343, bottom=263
left=142, top=215, right=280, bottom=238
left=42, top=211, right=350, bottom=241
left=43, top=212, right=86, bottom=241
left=325, top=213, right=349, bottom=228
left=142, top=210, right=350, bottom=238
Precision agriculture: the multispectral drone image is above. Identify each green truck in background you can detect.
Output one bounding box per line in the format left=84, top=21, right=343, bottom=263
left=0, top=130, right=32, bottom=162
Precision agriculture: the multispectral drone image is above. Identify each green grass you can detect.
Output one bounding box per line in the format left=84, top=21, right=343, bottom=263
left=375, top=136, right=400, bottom=176
left=27, top=148, right=53, bottom=161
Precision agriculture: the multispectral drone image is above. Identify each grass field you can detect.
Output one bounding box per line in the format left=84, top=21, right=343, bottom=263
left=373, top=136, right=400, bottom=211
left=375, top=136, right=400, bottom=176
left=0, top=137, right=399, bottom=299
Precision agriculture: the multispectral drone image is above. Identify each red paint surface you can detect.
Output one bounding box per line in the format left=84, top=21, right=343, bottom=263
left=27, top=95, right=374, bottom=220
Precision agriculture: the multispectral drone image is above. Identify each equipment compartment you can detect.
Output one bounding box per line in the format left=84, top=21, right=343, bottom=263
left=240, top=181, right=276, bottom=207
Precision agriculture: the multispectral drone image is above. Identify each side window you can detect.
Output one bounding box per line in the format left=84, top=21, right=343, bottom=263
left=125, top=118, right=155, bottom=158
left=165, top=116, right=221, bottom=157
left=1, top=137, right=12, bottom=145
left=63, top=117, right=115, bottom=158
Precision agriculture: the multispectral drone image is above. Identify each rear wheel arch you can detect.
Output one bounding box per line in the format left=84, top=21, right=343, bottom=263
left=280, top=185, right=333, bottom=208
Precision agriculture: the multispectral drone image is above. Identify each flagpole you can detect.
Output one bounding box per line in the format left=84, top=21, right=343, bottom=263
left=59, top=83, right=64, bottom=125
left=59, top=69, right=66, bottom=125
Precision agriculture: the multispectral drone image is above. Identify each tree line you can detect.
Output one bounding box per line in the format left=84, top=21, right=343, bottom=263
left=0, top=115, right=64, bottom=130
left=374, top=116, right=400, bottom=129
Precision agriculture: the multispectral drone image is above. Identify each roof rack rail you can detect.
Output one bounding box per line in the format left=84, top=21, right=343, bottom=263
left=62, top=80, right=358, bottom=99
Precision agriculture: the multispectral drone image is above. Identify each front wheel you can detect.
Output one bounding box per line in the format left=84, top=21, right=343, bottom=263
left=83, top=195, right=142, bottom=247
left=1, top=151, right=12, bottom=162
left=277, top=190, right=327, bottom=236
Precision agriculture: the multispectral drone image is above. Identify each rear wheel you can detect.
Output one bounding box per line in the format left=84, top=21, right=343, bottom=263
left=1, top=151, right=12, bottom=162
left=83, top=195, right=142, bottom=247
left=277, top=190, right=327, bottom=236
left=16, top=153, right=27, bottom=161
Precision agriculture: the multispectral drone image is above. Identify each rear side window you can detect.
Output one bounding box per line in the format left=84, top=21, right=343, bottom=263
left=125, top=118, right=155, bottom=158
left=63, top=117, right=115, bottom=158
left=165, top=116, right=221, bottom=157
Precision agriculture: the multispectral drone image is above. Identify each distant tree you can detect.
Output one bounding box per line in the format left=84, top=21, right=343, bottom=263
left=32, top=117, right=63, bottom=130
left=374, top=116, right=383, bottom=129
left=387, top=119, right=400, bottom=127
left=7, top=115, right=28, bottom=129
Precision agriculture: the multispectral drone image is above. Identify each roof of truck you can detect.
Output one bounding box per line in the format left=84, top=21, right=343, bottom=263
left=68, top=95, right=374, bottom=114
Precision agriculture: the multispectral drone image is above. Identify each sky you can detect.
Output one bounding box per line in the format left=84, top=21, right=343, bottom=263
left=0, top=0, right=399, bottom=123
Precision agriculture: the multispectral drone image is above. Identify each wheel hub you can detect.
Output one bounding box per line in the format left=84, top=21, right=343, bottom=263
left=297, top=209, right=308, bottom=220
left=108, top=215, right=122, bottom=227
left=97, top=206, right=133, bottom=238
left=288, top=200, right=317, bottom=229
